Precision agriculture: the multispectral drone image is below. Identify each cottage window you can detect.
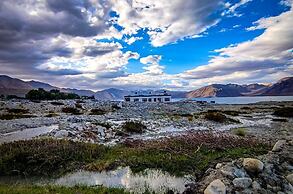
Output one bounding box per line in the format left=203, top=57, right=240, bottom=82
left=148, top=98, right=152, bottom=102
left=142, top=98, right=147, bottom=102
left=125, top=98, right=130, bottom=102
left=165, top=98, right=170, bottom=102
left=134, top=98, right=139, bottom=102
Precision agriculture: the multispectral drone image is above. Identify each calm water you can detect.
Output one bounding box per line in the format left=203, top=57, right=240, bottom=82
left=56, top=167, right=192, bottom=193
left=174, top=96, right=293, bottom=104
left=0, top=125, right=58, bottom=144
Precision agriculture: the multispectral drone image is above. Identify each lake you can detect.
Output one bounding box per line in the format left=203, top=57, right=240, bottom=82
left=173, top=96, right=293, bottom=104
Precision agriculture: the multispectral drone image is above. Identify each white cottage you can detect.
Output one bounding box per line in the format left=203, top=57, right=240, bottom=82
left=124, top=91, right=171, bottom=102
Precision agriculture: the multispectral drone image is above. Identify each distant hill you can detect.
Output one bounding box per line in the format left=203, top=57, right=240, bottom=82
left=27, top=80, right=58, bottom=91
left=185, top=80, right=292, bottom=98
left=260, top=77, right=293, bottom=96
left=0, top=75, right=33, bottom=97
left=0, top=75, right=292, bottom=99
left=186, top=84, right=254, bottom=98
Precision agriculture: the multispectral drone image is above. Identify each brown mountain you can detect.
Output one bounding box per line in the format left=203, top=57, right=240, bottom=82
left=0, top=75, right=33, bottom=96
left=186, top=83, right=271, bottom=98
left=260, top=77, right=293, bottom=96
left=186, top=84, right=256, bottom=98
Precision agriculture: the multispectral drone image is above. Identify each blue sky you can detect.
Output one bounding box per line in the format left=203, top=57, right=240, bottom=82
left=123, top=0, right=289, bottom=74
left=0, top=0, right=292, bottom=91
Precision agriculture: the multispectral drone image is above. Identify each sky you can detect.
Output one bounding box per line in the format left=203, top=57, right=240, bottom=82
left=0, top=0, right=292, bottom=91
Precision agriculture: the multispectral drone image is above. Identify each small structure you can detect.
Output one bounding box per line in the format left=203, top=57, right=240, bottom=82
left=124, top=91, right=171, bottom=102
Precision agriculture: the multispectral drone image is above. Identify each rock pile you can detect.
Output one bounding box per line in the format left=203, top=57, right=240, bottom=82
left=199, top=139, right=293, bottom=193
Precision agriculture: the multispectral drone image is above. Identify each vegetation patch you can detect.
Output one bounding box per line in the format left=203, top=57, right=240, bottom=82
left=75, top=103, right=83, bottom=109
left=0, top=114, right=36, bottom=120
left=90, top=108, right=108, bottom=115
left=121, top=121, right=147, bottom=134
left=0, top=133, right=269, bottom=178
left=273, top=107, right=293, bottom=118
left=222, top=110, right=246, bottom=116
left=45, top=113, right=59, bottom=118
left=204, top=111, right=227, bottom=123
left=232, top=127, right=247, bottom=137
left=62, top=107, right=82, bottom=115
left=0, top=184, right=128, bottom=194
left=51, top=101, right=64, bottom=106
left=26, top=88, right=80, bottom=101
left=7, top=108, right=29, bottom=114
left=204, top=110, right=240, bottom=123
left=271, top=118, right=288, bottom=122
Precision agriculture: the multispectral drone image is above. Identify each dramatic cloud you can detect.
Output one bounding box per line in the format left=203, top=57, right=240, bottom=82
left=0, top=0, right=291, bottom=91
left=111, top=0, right=222, bottom=47
left=182, top=3, right=293, bottom=86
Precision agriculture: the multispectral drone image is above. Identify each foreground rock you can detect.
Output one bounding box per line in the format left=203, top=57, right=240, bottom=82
left=199, top=140, right=293, bottom=193
left=243, top=158, right=264, bottom=173
left=204, top=179, right=226, bottom=194
left=272, top=140, right=286, bottom=152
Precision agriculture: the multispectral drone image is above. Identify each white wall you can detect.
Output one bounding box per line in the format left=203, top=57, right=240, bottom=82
left=125, top=96, right=171, bottom=102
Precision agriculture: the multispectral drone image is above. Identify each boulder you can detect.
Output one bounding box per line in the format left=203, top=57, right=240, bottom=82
left=243, top=158, right=264, bottom=173
left=232, top=178, right=252, bottom=189
left=54, top=130, right=69, bottom=138
left=286, top=173, right=293, bottom=185
left=204, top=179, right=226, bottom=194
left=272, top=140, right=286, bottom=152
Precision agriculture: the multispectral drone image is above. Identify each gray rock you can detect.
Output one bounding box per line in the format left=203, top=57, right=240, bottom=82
left=54, top=130, right=69, bottom=138
left=286, top=173, right=293, bottom=185
left=243, top=158, right=264, bottom=173
left=204, top=179, right=226, bottom=194
left=216, top=163, right=223, bottom=169
left=252, top=181, right=261, bottom=190
left=272, top=140, right=286, bottom=152
left=233, top=178, right=253, bottom=189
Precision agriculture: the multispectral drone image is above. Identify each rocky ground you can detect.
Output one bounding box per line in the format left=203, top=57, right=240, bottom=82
left=0, top=99, right=292, bottom=193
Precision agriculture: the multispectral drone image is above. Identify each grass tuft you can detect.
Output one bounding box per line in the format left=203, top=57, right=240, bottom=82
left=232, top=128, right=247, bottom=137
left=62, top=107, right=82, bottom=115
left=0, top=133, right=269, bottom=178
left=0, top=184, right=128, bottom=194
left=273, top=107, right=293, bottom=118
left=121, top=121, right=147, bottom=134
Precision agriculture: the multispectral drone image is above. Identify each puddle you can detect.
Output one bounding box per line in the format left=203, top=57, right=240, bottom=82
left=55, top=167, right=193, bottom=193
left=0, top=125, right=58, bottom=144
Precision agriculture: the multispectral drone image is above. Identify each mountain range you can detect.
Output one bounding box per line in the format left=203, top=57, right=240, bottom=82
left=0, top=75, right=292, bottom=100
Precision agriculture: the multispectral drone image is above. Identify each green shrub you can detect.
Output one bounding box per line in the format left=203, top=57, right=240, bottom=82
left=26, top=88, right=80, bottom=100
left=90, top=108, right=107, bottom=115
left=62, top=107, right=81, bottom=115
left=232, top=128, right=247, bottom=137
left=75, top=103, right=83, bottom=109
left=7, top=108, right=29, bottom=114
left=51, top=101, right=64, bottom=106
left=45, top=113, right=59, bottom=117
left=271, top=118, right=288, bottom=122
left=273, top=107, right=293, bottom=117
left=0, top=114, right=36, bottom=120
left=0, top=185, right=128, bottom=194
left=204, top=111, right=227, bottom=123
left=122, top=121, right=147, bottom=133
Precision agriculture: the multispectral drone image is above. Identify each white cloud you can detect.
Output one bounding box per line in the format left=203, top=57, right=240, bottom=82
left=124, top=36, right=143, bottom=45
left=222, top=0, right=252, bottom=17
left=111, top=0, right=221, bottom=47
